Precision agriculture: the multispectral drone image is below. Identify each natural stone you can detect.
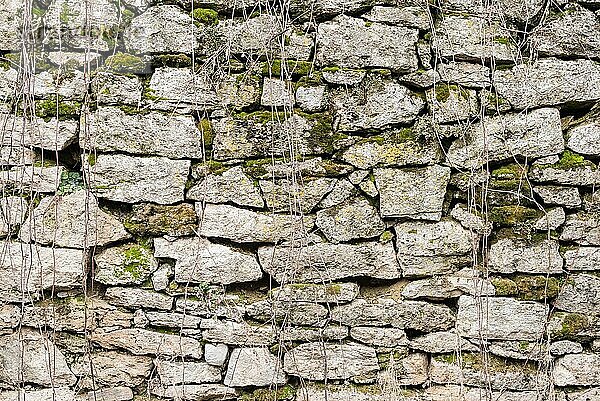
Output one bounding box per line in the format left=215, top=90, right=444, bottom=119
left=19, top=190, right=129, bottom=248
left=93, top=73, right=142, bottom=105
left=0, top=0, right=21, bottom=51
left=218, top=14, right=282, bottom=57
left=281, top=326, right=349, bottom=342
left=71, top=351, right=153, bottom=388
left=489, top=238, right=563, bottom=274
left=410, top=331, right=478, bottom=354
left=259, top=177, right=336, bottom=213
left=296, top=85, right=327, bottom=112
left=554, top=353, right=600, bottom=386
left=533, top=186, right=581, bottom=207
left=560, top=212, right=600, bottom=245
left=450, top=204, right=493, bottom=235
left=147, top=67, right=219, bottom=112
left=124, top=203, right=197, bottom=237
left=549, top=340, right=584, bottom=356
left=1, top=112, right=78, bottom=151
left=224, top=348, right=286, bottom=387
left=0, top=196, right=27, bottom=237
left=155, top=360, right=221, bottom=385
left=567, top=117, right=600, bottom=156
left=349, top=327, right=408, bottom=348
left=270, top=282, right=359, bottom=303
left=564, top=247, right=600, bottom=271
left=378, top=352, right=429, bottom=385
left=205, top=343, right=228, bottom=366
left=316, top=197, right=385, bottom=243
left=105, top=287, right=173, bottom=311
left=322, top=68, right=366, bottom=85
left=456, top=295, right=548, bottom=340
left=95, top=243, right=158, bottom=285
left=188, top=166, right=264, bottom=208
left=554, top=273, right=600, bottom=315
left=0, top=166, right=63, bottom=193
left=145, top=312, right=202, bottom=328
left=201, top=320, right=275, bottom=346
left=86, top=387, right=133, bottom=401
left=260, top=78, right=294, bottom=107
left=426, top=84, right=478, bottom=123
left=374, top=165, right=450, bottom=220
left=284, top=342, right=379, bottom=380
left=0, top=388, right=76, bottom=401
left=246, top=299, right=328, bottom=326
left=149, top=384, right=237, bottom=401
left=85, top=154, right=190, bottom=205
left=401, top=275, right=494, bottom=299
left=437, top=62, right=491, bottom=88
left=258, top=241, right=400, bottom=283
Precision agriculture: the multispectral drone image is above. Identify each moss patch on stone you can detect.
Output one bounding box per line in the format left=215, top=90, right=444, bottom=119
left=494, top=275, right=561, bottom=300
left=261, top=59, right=313, bottom=77
left=119, top=244, right=153, bottom=281
left=551, top=150, right=586, bottom=170
left=153, top=54, right=192, bottom=68
left=198, top=118, right=213, bottom=146
left=35, top=98, right=82, bottom=119
left=191, top=8, right=219, bottom=26
left=489, top=205, right=542, bottom=226
left=105, top=52, right=146, bottom=74
left=239, top=385, right=296, bottom=401
left=434, top=83, right=470, bottom=103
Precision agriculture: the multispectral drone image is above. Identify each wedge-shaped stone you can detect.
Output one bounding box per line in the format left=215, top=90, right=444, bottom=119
left=258, top=241, right=400, bottom=283
left=560, top=212, right=600, bottom=245
left=270, top=282, right=359, bottom=303
left=0, top=329, right=76, bottom=387
left=555, top=273, right=600, bottom=315
left=0, top=166, right=63, bottom=193
left=259, top=177, right=336, bottom=213
left=284, top=342, right=379, bottom=380
left=85, top=154, right=190, bottom=204
left=156, top=360, right=221, bottom=385
left=105, top=287, right=173, bottom=311
left=332, top=77, right=425, bottom=132
left=564, top=247, right=600, bottom=271
left=91, top=328, right=203, bottom=359
left=446, top=108, right=564, bottom=169
left=1, top=112, right=78, bottom=151
left=224, top=348, right=286, bottom=387
left=83, top=107, right=204, bottom=159
left=19, top=190, right=130, bottom=248
left=198, top=203, right=315, bottom=243
left=567, top=118, right=600, bottom=156
left=331, top=299, right=456, bottom=332
left=150, top=384, right=237, bottom=401
left=410, top=331, right=478, bottom=354
left=489, top=238, right=563, bottom=274
left=456, top=295, right=548, bottom=341
left=529, top=4, right=600, bottom=59
left=554, top=353, right=600, bottom=386
left=533, top=186, right=581, bottom=207
left=124, top=5, right=199, bottom=54
left=316, top=197, right=385, bottom=243
left=154, top=236, right=262, bottom=285
left=188, top=166, right=264, bottom=208
left=148, top=67, right=220, bottom=112
left=316, top=15, right=418, bottom=72
left=494, top=59, right=600, bottom=109
left=374, top=165, right=450, bottom=220
left=0, top=241, right=83, bottom=302
left=71, top=351, right=153, bottom=388
left=432, top=15, right=517, bottom=62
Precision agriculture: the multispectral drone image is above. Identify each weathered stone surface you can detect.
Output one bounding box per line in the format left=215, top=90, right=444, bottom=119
left=564, top=247, right=600, bottom=271
left=426, top=85, right=478, bottom=123
left=72, top=351, right=153, bottom=388
left=85, top=154, right=190, bottom=205
left=19, top=190, right=129, bottom=248
left=425, top=385, right=541, bottom=401
left=201, top=320, right=275, bottom=346
left=224, top=348, right=286, bottom=387
left=438, top=62, right=491, bottom=88
left=450, top=204, right=492, bottom=234
left=340, top=134, right=442, bottom=169
left=534, top=207, right=566, bottom=231
left=374, top=165, right=450, bottom=220
left=350, top=327, right=408, bottom=348
left=410, top=331, right=478, bottom=354
left=188, top=166, right=264, bottom=208
left=205, top=343, right=228, bottom=366
left=456, top=295, right=548, bottom=340
left=446, top=108, right=564, bottom=169
left=124, top=5, right=198, bottom=54
left=530, top=160, right=600, bottom=186
left=567, top=118, right=600, bottom=156
left=198, top=203, right=314, bottom=243
left=218, top=14, right=282, bottom=57
left=566, top=388, right=600, bottom=401
left=83, top=107, right=204, bottom=159
left=555, top=273, right=600, bottom=315
left=0, top=0, right=21, bottom=51
left=284, top=342, right=379, bottom=380
left=554, top=353, right=600, bottom=386
left=175, top=297, right=243, bottom=321
left=0, top=166, right=63, bottom=193
left=432, top=16, right=517, bottom=62
left=105, top=287, right=173, bottom=311
left=489, top=238, right=563, bottom=274
left=147, top=67, right=219, bottom=112
left=378, top=352, right=429, bottom=386
left=530, top=4, right=600, bottom=59
left=296, top=85, right=327, bottom=112
left=0, top=329, right=76, bottom=387
left=95, top=243, right=158, bottom=285
left=332, top=299, right=456, bottom=332
left=0, top=241, right=83, bottom=302
left=145, top=312, right=202, bottom=328
left=560, top=212, right=600, bottom=245
left=32, top=69, right=87, bottom=101
left=258, top=241, right=400, bottom=283
left=124, top=203, right=197, bottom=237
left=0, top=304, right=19, bottom=329
left=93, top=73, right=142, bottom=105
left=316, top=15, right=418, bottom=72
left=150, top=384, right=237, bottom=401
left=259, top=177, right=336, bottom=213
left=86, top=387, right=133, bottom=401
left=494, top=59, right=600, bottom=109
left=1, top=112, right=78, bottom=151
left=281, top=325, right=349, bottom=342
left=295, top=384, right=388, bottom=401
left=0, top=388, right=76, bottom=401
left=0, top=196, right=27, bottom=237
left=155, top=236, right=262, bottom=285
left=429, top=353, right=544, bottom=390
left=91, top=328, right=203, bottom=359
left=270, top=282, right=359, bottom=303
left=319, top=179, right=357, bottom=208
left=322, top=68, right=366, bottom=85
left=261, top=78, right=294, bottom=107
left=363, top=5, right=429, bottom=28
left=247, top=299, right=328, bottom=326
left=332, top=77, right=425, bottom=132
left=401, top=275, right=494, bottom=299
left=0, top=145, right=36, bottom=166
left=156, top=360, right=221, bottom=385
left=534, top=186, right=581, bottom=207
left=549, top=340, right=584, bottom=356
left=316, top=197, right=385, bottom=243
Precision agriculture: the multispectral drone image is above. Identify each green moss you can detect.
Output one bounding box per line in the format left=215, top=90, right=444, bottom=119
left=492, top=278, right=518, bottom=296
left=493, top=36, right=511, bottom=45
left=191, top=8, right=219, bottom=26
left=325, top=284, right=342, bottom=295
left=198, top=118, right=213, bottom=146
left=239, top=385, right=296, bottom=401
left=553, top=313, right=590, bottom=339
left=243, top=158, right=273, bottom=177
left=87, top=154, right=96, bottom=166
left=513, top=275, right=560, bottom=300
left=32, top=6, right=45, bottom=18
left=550, top=150, right=586, bottom=170
left=57, top=171, right=84, bottom=195
left=434, top=83, right=470, bottom=103
left=60, top=2, right=70, bottom=24
left=119, top=244, right=152, bottom=281
left=370, top=68, right=391, bottom=76
left=364, top=21, right=373, bottom=27
left=119, top=104, right=150, bottom=115
left=35, top=98, right=81, bottom=119
left=105, top=52, right=145, bottom=74
left=261, top=59, right=313, bottom=77
left=235, top=110, right=287, bottom=124
left=322, top=66, right=341, bottom=72
left=302, top=112, right=334, bottom=152
left=489, top=205, right=541, bottom=226
left=0, top=53, right=20, bottom=70
left=380, top=230, right=393, bottom=243
left=153, top=54, right=192, bottom=68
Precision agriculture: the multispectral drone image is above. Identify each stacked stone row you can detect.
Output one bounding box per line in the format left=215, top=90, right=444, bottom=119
left=1, top=0, right=600, bottom=400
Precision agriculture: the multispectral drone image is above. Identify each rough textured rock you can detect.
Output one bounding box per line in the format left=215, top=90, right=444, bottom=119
left=224, top=348, right=286, bottom=387
left=374, top=165, right=450, bottom=220
left=86, top=387, right=133, bottom=401
left=316, top=15, right=418, bottom=72
left=316, top=197, right=385, bottom=243
left=489, top=238, right=563, bottom=274
left=456, top=295, right=548, bottom=340
left=426, top=85, right=478, bottom=123
left=1, top=112, right=78, bottom=151
left=188, top=166, right=264, bottom=208
left=284, top=342, right=379, bottom=380
left=494, top=59, right=600, bottom=109
left=349, top=327, right=408, bottom=348
left=93, top=73, right=142, bottom=105
left=156, top=360, right=221, bottom=385
left=332, top=77, right=425, bottom=132
left=0, top=388, right=76, bottom=401
left=91, top=328, right=203, bottom=359
left=362, top=5, right=429, bottom=29
left=258, top=241, right=400, bottom=283
left=534, top=186, right=581, bottom=207
left=124, top=203, right=197, bottom=237
left=554, top=353, right=600, bottom=386
left=72, top=351, right=153, bottom=388
left=0, top=166, right=63, bottom=193
left=83, top=107, right=204, bottom=159
left=0, top=0, right=21, bottom=51
left=0, top=196, right=27, bottom=237
left=94, top=243, right=158, bottom=285
left=378, top=352, right=429, bottom=385
left=149, top=384, right=237, bottom=401
left=85, top=154, right=190, bottom=204
left=246, top=299, right=328, bottom=326
left=549, top=340, right=583, bottom=356
left=534, top=207, right=566, bottom=231
left=201, top=320, right=275, bottom=346
left=105, top=287, right=173, bottom=311
left=567, top=117, right=600, bottom=156
left=296, top=85, right=327, bottom=112
left=147, top=67, right=219, bottom=112
left=438, top=62, right=491, bottom=88
left=205, top=344, right=229, bottom=367
left=0, top=241, right=83, bottom=302
left=218, top=14, right=282, bottom=57
left=529, top=160, right=600, bottom=186
left=0, top=329, right=76, bottom=387
left=446, top=108, right=564, bottom=169
left=19, top=190, right=129, bottom=248
left=154, top=236, right=262, bottom=285
left=560, top=212, right=600, bottom=245
left=259, top=177, right=336, bottom=213
left=410, top=331, right=478, bottom=354
left=270, top=282, right=359, bottom=303
left=261, top=78, right=294, bottom=107
left=564, top=247, right=600, bottom=271
left=554, top=273, right=600, bottom=315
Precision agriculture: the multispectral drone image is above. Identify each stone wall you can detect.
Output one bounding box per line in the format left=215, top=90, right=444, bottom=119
left=1, top=0, right=600, bottom=400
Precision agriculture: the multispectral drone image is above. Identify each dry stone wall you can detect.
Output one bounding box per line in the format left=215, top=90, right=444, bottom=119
left=1, top=0, right=600, bottom=400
